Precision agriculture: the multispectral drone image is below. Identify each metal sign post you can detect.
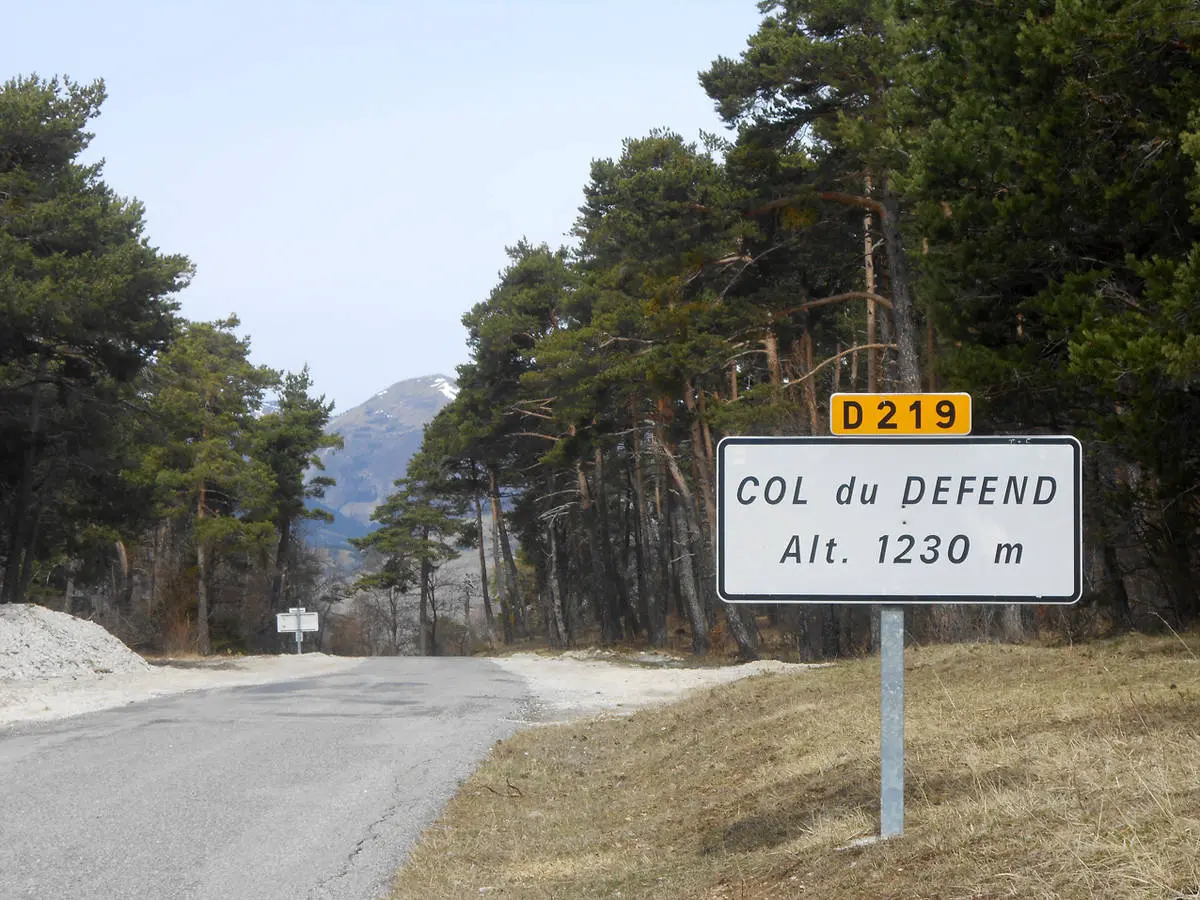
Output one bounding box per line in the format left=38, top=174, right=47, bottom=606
left=880, top=606, right=905, bottom=837
left=716, top=430, right=1082, bottom=840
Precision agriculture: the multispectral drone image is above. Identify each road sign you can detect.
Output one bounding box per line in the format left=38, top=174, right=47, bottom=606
left=830, top=392, right=971, bottom=436
left=276, top=609, right=319, bottom=632
left=716, top=436, right=1080, bottom=603
left=277, top=607, right=319, bottom=655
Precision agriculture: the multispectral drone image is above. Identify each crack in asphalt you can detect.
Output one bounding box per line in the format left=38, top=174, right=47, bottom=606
left=306, top=758, right=430, bottom=900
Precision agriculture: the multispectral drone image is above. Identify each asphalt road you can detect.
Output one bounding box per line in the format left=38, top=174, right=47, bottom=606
left=0, top=658, right=529, bottom=900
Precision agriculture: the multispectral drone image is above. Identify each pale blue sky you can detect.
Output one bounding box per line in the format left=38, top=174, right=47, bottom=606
left=10, top=1, right=762, bottom=411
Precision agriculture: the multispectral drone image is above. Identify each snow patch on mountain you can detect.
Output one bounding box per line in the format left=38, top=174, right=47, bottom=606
left=307, top=373, right=462, bottom=550
left=431, top=376, right=459, bottom=401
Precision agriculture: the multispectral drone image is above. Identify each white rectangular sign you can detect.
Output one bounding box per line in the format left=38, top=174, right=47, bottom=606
left=276, top=611, right=320, bottom=632
left=717, top=436, right=1081, bottom=604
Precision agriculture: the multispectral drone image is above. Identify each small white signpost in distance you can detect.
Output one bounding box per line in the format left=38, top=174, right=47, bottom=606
left=715, top=433, right=1082, bottom=839
left=276, top=607, right=319, bottom=655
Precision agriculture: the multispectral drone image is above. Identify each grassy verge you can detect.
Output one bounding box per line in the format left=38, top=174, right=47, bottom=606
left=393, top=633, right=1200, bottom=899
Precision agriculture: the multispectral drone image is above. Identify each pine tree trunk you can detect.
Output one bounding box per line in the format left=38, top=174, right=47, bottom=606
left=653, top=417, right=681, bottom=623
left=1000, top=604, right=1025, bottom=643
left=1162, top=501, right=1199, bottom=623
left=17, top=503, right=44, bottom=606
left=490, top=466, right=525, bottom=638
left=658, top=433, right=758, bottom=659
left=578, top=459, right=616, bottom=643
left=671, top=496, right=710, bottom=655
left=1102, top=543, right=1133, bottom=625
left=271, top=517, right=291, bottom=612
left=879, top=184, right=922, bottom=392
left=487, top=468, right=514, bottom=643
left=388, top=587, right=401, bottom=655
left=630, top=418, right=664, bottom=646
left=683, top=384, right=717, bottom=538
left=4, top=499, right=31, bottom=604
left=802, top=330, right=820, bottom=434
left=821, top=603, right=839, bottom=657
left=546, top=521, right=568, bottom=648
left=628, top=479, right=648, bottom=638
left=723, top=593, right=760, bottom=660
left=564, top=509, right=584, bottom=638
left=193, top=403, right=216, bottom=655
left=419, top=544, right=432, bottom=655
left=497, top=507, right=525, bottom=637
left=865, top=174, right=880, bottom=393
left=2, top=512, right=20, bottom=603
left=544, top=471, right=571, bottom=646
left=427, top=566, right=439, bottom=656
left=196, top=541, right=211, bottom=655
left=473, top=490, right=494, bottom=630
left=148, top=527, right=158, bottom=617
left=655, top=436, right=709, bottom=653
left=115, top=540, right=134, bottom=617
left=764, top=328, right=783, bottom=386
left=926, top=319, right=937, bottom=391
left=879, top=182, right=945, bottom=645
left=3, top=356, right=47, bottom=605
left=618, top=479, right=637, bottom=635
left=593, top=447, right=630, bottom=638
left=697, top=391, right=716, bottom=473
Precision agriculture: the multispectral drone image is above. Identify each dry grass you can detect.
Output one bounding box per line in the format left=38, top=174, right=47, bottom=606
left=392, top=632, right=1200, bottom=899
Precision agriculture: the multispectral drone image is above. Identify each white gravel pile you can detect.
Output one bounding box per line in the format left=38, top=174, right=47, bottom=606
left=0, top=604, right=151, bottom=680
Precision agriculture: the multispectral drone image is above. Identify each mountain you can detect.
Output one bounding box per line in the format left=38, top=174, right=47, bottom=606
left=303, top=374, right=458, bottom=551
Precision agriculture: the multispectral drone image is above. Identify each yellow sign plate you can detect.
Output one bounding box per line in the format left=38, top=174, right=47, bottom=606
left=830, top=393, right=972, bottom=436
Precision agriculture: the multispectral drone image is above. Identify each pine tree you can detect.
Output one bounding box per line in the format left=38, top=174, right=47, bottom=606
left=352, top=468, right=462, bottom=656
left=136, top=317, right=278, bottom=653
left=253, top=366, right=343, bottom=617
left=701, top=0, right=923, bottom=391
left=894, top=0, right=1200, bottom=622
left=0, top=76, right=191, bottom=603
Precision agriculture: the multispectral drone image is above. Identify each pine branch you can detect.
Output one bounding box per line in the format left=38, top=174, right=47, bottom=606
left=782, top=291, right=894, bottom=313
left=786, top=342, right=897, bottom=387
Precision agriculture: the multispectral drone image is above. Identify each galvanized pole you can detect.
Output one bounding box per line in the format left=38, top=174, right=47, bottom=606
left=880, top=605, right=904, bottom=837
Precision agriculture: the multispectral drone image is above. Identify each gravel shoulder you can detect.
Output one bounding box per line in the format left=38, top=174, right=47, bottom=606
left=2, top=649, right=814, bottom=728
left=0, top=653, right=364, bottom=726
left=488, top=650, right=819, bottom=721
left=2, top=604, right=816, bottom=728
